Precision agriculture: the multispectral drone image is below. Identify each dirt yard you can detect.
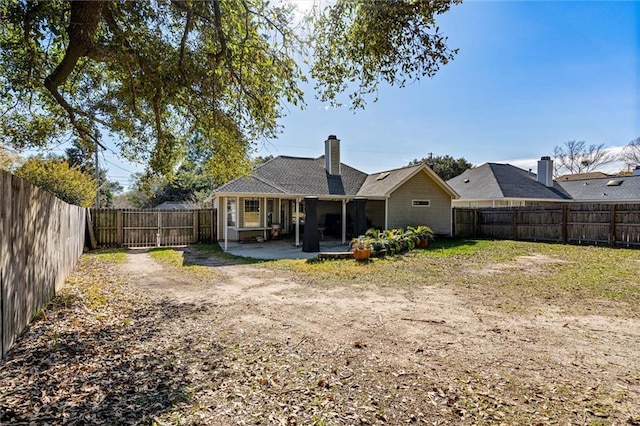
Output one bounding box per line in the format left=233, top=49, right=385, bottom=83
left=1, top=242, right=639, bottom=425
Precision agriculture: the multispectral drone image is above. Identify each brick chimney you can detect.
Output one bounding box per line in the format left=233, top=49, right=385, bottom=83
left=537, top=156, right=554, bottom=187
left=325, top=135, right=341, bottom=175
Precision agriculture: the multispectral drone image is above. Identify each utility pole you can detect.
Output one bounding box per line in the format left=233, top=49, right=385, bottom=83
left=94, top=130, right=107, bottom=209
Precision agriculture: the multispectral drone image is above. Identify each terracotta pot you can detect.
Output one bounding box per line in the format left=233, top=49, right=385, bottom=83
left=352, top=248, right=371, bottom=260
left=417, top=239, right=429, bottom=248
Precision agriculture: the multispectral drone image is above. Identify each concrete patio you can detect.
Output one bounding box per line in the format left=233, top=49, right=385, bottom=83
left=222, top=239, right=350, bottom=260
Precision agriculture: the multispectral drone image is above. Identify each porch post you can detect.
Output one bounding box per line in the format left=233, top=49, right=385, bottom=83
left=384, top=198, right=389, bottom=229
left=295, top=198, right=300, bottom=246
left=223, top=196, right=228, bottom=251
left=353, top=197, right=367, bottom=237
left=263, top=196, right=267, bottom=240
left=341, top=199, right=347, bottom=244
left=302, top=196, right=319, bottom=252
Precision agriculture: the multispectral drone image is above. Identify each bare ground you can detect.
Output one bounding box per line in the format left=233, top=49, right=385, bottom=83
left=2, top=246, right=640, bottom=425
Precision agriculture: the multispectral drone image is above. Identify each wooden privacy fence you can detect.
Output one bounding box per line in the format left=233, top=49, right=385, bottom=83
left=90, top=208, right=217, bottom=248
left=1, top=172, right=85, bottom=358
left=453, top=204, right=640, bottom=247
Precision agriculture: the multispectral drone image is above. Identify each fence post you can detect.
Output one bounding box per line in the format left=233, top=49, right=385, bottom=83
left=609, top=204, right=617, bottom=246
left=115, top=210, right=122, bottom=246
left=511, top=207, right=518, bottom=240
left=562, top=205, right=568, bottom=244
left=472, top=209, right=478, bottom=237
left=193, top=210, right=199, bottom=243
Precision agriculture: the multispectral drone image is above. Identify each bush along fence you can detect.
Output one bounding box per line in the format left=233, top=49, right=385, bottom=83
left=1, top=171, right=86, bottom=358
left=89, top=208, right=217, bottom=248
left=453, top=204, right=640, bottom=248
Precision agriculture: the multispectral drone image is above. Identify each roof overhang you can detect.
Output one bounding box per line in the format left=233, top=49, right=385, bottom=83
left=386, top=165, right=460, bottom=199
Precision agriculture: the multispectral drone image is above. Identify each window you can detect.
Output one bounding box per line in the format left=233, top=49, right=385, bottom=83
left=227, top=199, right=237, bottom=226
left=412, top=199, right=431, bottom=207
left=244, top=199, right=260, bottom=227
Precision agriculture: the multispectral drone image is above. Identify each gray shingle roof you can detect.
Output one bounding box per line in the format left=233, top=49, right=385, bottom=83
left=357, top=164, right=423, bottom=197
left=447, top=163, right=571, bottom=200
left=557, top=175, right=640, bottom=201
left=214, top=156, right=368, bottom=196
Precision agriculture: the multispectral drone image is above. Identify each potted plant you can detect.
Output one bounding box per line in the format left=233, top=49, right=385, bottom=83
left=413, top=225, right=434, bottom=248
left=351, top=236, right=372, bottom=260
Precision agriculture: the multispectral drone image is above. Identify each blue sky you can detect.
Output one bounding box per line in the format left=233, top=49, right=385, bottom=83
left=32, top=0, right=638, bottom=189
left=254, top=0, right=639, bottom=176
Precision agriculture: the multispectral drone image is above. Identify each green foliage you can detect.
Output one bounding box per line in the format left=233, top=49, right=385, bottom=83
left=1, top=0, right=460, bottom=178
left=311, top=0, right=461, bottom=109
left=409, top=154, right=473, bottom=181
left=65, top=140, right=123, bottom=207
left=0, top=0, right=305, bottom=176
left=15, top=156, right=97, bottom=207
left=359, top=225, right=435, bottom=257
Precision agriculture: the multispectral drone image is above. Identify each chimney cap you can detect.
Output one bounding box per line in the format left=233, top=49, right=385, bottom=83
left=540, top=156, right=551, bottom=161
left=327, top=135, right=338, bottom=140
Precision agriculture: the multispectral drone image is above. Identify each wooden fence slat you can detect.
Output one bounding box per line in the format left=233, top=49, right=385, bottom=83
left=1, top=172, right=85, bottom=358
left=91, top=208, right=218, bottom=248
left=454, top=203, right=640, bottom=248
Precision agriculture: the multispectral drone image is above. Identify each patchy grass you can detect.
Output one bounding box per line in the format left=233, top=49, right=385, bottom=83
left=268, top=239, right=640, bottom=316
left=88, top=248, right=127, bottom=264
left=3, top=240, right=639, bottom=425
left=191, top=243, right=265, bottom=264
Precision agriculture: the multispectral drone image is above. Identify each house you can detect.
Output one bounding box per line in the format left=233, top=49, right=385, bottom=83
left=448, top=157, right=640, bottom=207
left=557, top=172, right=640, bottom=202
left=213, top=135, right=458, bottom=250
left=447, top=157, right=571, bottom=207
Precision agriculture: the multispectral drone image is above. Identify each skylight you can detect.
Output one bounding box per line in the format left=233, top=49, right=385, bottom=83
left=376, top=172, right=390, bottom=181
left=606, top=180, right=623, bottom=186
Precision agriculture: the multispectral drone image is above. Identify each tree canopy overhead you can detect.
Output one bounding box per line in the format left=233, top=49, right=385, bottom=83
left=1, top=0, right=461, bottom=176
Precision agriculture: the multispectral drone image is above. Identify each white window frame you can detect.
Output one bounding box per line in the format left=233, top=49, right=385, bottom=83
left=411, top=199, right=431, bottom=208
left=227, top=199, right=237, bottom=226
left=244, top=198, right=261, bottom=227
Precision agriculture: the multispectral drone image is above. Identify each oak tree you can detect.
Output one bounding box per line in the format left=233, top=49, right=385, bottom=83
left=409, top=154, right=472, bottom=181
left=1, top=0, right=460, bottom=176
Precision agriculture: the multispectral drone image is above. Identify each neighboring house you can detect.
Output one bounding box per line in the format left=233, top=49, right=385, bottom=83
left=448, top=157, right=640, bottom=207
left=557, top=173, right=640, bottom=202
left=447, top=157, right=571, bottom=207
left=213, top=135, right=458, bottom=249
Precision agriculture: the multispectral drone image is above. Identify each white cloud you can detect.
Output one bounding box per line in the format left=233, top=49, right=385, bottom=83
left=491, top=145, right=628, bottom=175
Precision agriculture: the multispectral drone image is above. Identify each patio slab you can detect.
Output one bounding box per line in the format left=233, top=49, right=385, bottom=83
left=222, top=239, right=350, bottom=260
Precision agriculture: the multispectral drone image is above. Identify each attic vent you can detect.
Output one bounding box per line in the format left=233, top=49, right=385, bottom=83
left=606, top=179, right=623, bottom=186
left=463, top=179, right=470, bottom=183
left=376, top=172, right=390, bottom=181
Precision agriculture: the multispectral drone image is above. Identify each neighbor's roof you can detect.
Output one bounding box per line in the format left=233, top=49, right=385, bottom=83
left=447, top=163, right=571, bottom=201
left=214, top=156, right=368, bottom=196
left=557, top=175, right=640, bottom=201
left=557, top=172, right=611, bottom=181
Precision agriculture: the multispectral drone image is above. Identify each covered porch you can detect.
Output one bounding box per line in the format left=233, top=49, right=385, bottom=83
left=218, top=195, right=385, bottom=252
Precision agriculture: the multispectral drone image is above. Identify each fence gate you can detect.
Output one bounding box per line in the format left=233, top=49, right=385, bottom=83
left=91, top=208, right=216, bottom=248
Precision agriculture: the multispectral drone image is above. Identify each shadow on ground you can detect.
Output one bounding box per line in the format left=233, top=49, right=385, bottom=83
left=0, top=287, right=223, bottom=424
